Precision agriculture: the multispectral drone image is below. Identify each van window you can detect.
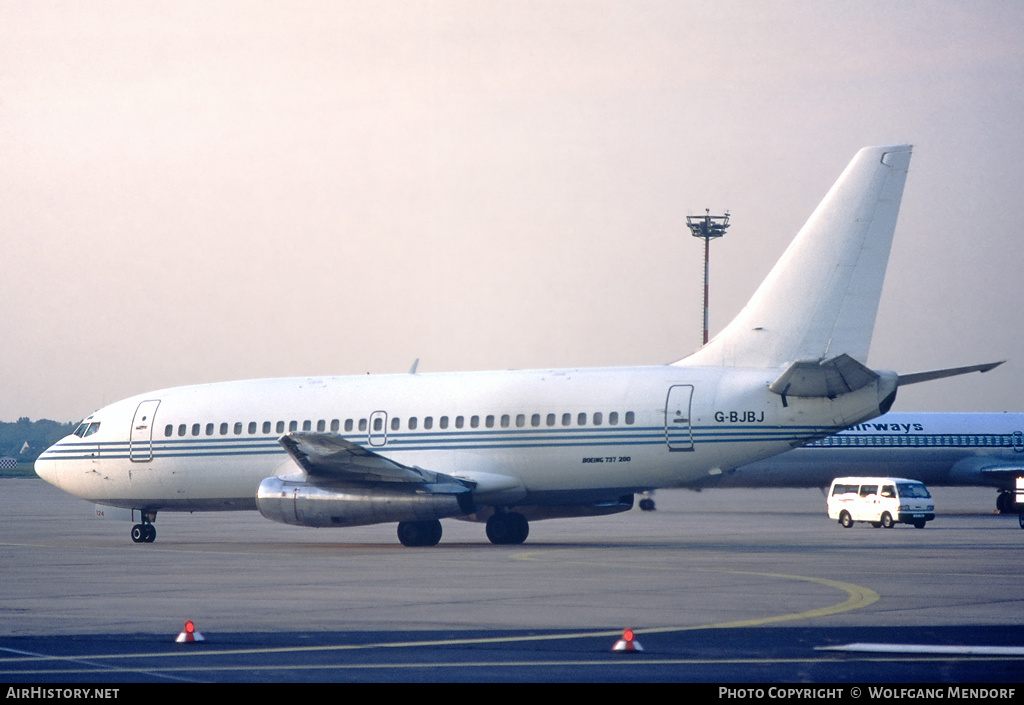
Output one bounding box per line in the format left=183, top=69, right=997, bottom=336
left=832, top=484, right=858, bottom=495
left=859, top=485, right=878, bottom=497
left=880, top=485, right=896, bottom=498
left=896, top=482, right=931, bottom=499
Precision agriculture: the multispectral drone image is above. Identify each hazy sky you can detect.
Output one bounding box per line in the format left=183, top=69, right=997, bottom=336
left=3, top=1, right=1023, bottom=422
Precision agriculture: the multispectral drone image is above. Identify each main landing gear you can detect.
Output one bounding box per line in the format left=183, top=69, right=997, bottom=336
left=485, top=511, right=529, bottom=545
left=397, top=519, right=443, bottom=547
left=396, top=511, right=530, bottom=547
left=996, top=491, right=1018, bottom=514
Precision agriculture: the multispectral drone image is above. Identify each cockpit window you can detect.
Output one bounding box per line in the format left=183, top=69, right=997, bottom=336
left=74, top=422, right=100, bottom=438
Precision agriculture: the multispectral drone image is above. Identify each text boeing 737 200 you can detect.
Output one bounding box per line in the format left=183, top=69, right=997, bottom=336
left=34, top=145, right=997, bottom=546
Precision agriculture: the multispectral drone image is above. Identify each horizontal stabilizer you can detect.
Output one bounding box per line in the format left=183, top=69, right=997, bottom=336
left=897, top=361, right=1004, bottom=386
left=769, top=354, right=879, bottom=399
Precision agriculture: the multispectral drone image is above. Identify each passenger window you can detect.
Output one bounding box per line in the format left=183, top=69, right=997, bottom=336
left=164, top=425, right=173, bottom=437
left=625, top=412, right=635, bottom=425
left=289, top=421, right=298, bottom=432
left=546, top=413, right=556, bottom=427
left=391, top=417, right=400, bottom=431
left=276, top=421, right=285, bottom=434
left=192, top=423, right=200, bottom=436
left=440, top=416, right=448, bottom=429
left=302, top=420, right=312, bottom=431
left=345, top=419, right=353, bottom=432
left=234, top=422, right=243, bottom=435
left=516, top=414, right=526, bottom=428
left=562, top=413, right=571, bottom=426
left=577, top=413, right=587, bottom=426
left=531, top=414, right=540, bottom=427
left=178, top=424, right=186, bottom=437
left=220, top=423, right=228, bottom=435
left=409, top=417, right=418, bottom=430
left=359, top=419, right=367, bottom=432
left=609, top=412, right=619, bottom=425
left=331, top=419, right=340, bottom=432
left=455, top=416, right=465, bottom=429
left=486, top=415, right=494, bottom=428
left=263, top=421, right=272, bottom=434
left=373, top=417, right=383, bottom=432
left=248, top=422, right=257, bottom=434
left=470, top=416, right=479, bottom=428
left=593, top=412, right=603, bottom=426
left=859, top=485, right=878, bottom=497
left=317, top=420, right=325, bottom=432
left=424, top=417, right=433, bottom=430
left=500, top=414, right=510, bottom=428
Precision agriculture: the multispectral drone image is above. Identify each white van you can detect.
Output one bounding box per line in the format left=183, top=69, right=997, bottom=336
left=827, top=477, right=934, bottom=529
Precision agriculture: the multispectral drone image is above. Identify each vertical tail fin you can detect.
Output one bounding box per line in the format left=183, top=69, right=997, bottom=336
left=678, top=145, right=912, bottom=369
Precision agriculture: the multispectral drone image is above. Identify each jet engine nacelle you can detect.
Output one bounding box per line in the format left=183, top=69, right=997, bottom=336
left=256, top=476, right=474, bottom=528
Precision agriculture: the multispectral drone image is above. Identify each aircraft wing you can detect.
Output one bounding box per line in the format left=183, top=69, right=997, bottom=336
left=279, top=432, right=528, bottom=503
left=279, top=432, right=458, bottom=486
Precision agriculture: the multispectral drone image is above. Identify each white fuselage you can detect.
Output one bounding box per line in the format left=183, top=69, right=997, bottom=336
left=704, top=412, right=1024, bottom=490
left=35, top=364, right=890, bottom=514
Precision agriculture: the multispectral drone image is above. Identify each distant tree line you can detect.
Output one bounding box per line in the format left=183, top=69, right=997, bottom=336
left=1, top=418, right=77, bottom=462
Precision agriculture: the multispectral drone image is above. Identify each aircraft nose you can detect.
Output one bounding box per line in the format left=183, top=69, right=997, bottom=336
left=34, top=447, right=63, bottom=489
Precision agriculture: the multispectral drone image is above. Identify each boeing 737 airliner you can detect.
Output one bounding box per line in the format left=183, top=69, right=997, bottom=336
left=34, top=145, right=996, bottom=546
left=693, top=412, right=1022, bottom=512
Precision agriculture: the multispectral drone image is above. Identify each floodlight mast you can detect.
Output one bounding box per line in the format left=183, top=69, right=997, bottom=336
left=686, top=209, right=730, bottom=345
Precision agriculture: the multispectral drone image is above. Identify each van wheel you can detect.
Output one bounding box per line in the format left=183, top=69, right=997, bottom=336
left=839, top=511, right=853, bottom=528
left=880, top=512, right=894, bottom=529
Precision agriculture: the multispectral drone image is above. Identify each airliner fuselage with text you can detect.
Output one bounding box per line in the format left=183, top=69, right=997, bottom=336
left=35, top=145, right=996, bottom=545
left=37, top=365, right=891, bottom=537
left=703, top=412, right=1024, bottom=512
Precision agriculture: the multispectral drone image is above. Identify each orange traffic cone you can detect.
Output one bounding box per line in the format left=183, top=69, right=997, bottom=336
left=612, top=628, right=643, bottom=652
left=175, top=620, right=205, bottom=643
